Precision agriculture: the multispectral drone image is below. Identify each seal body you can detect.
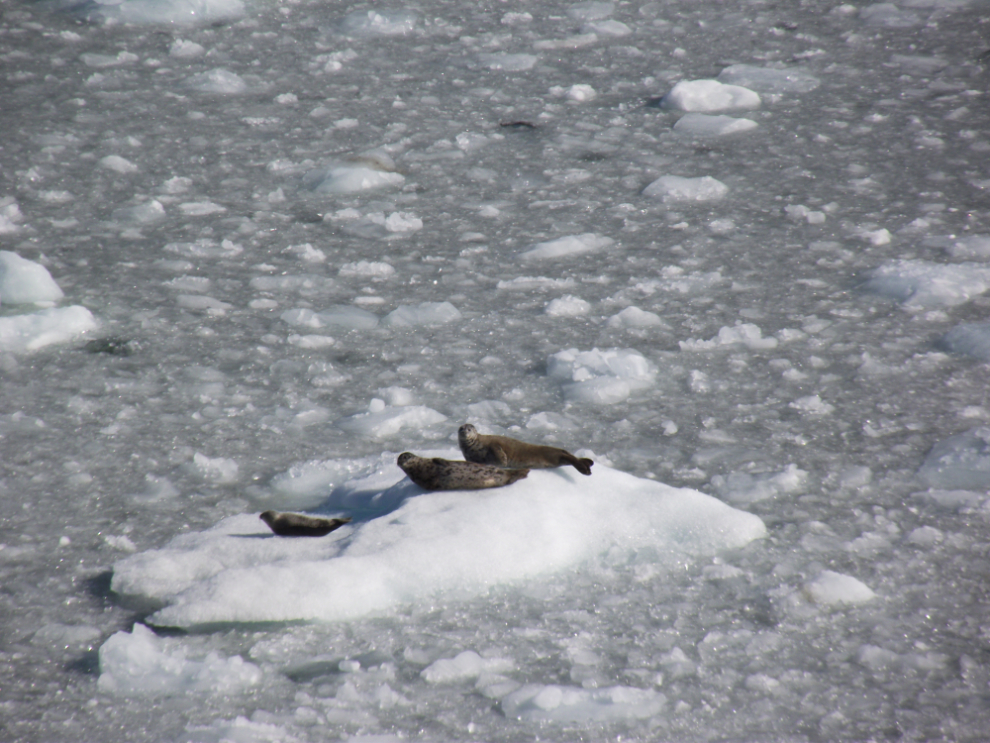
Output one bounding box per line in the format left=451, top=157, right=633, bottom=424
left=397, top=452, right=529, bottom=491
left=260, top=511, right=351, bottom=537
left=458, top=423, right=593, bottom=476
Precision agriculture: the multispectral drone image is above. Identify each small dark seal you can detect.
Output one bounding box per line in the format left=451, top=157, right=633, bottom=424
left=396, top=452, right=529, bottom=491
left=259, top=511, right=351, bottom=537
left=458, top=423, right=593, bottom=476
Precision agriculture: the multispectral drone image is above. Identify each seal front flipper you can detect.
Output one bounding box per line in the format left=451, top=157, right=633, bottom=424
left=259, top=511, right=352, bottom=537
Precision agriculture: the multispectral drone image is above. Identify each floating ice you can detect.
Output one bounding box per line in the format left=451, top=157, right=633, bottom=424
left=339, top=211, right=422, bottom=239
left=547, top=347, right=656, bottom=404
left=338, top=261, right=395, bottom=280
left=249, top=275, right=334, bottom=294
left=643, top=175, right=729, bottom=202
left=0, top=198, right=24, bottom=233
left=519, top=233, right=614, bottom=261
left=110, top=457, right=765, bottom=627
left=99, top=155, right=138, bottom=174
left=804, top=571, right=876, bottom=606
left=0, top=252, right=64, bottom=305
left=280, top=306, right=379, bottom=331
left=680, top=323, right=777, bottom=351
left=581, top=19, right=631, bottom=36
left=607, top=306, right=664, bottom=328
left=477, top=53, right=539, bottom=72
left=97, top=624, right=261, bottom=696
left=673, top=113, right=758, bottom=137
left=305, top=163, right=405, bottom=195
left=501, top=684, right=665, bottom=722
left=421, top=651, right=513, bottom=684
left=381, top=302, right=462, bottom=327
left=0, top=306, right=98, bottom=353
left=927, top=234, right=990, bottom=260
left=918, top=427, right=990, bottom=489
left=545, top=295, right=591, bottom=317
left=863, top=260, right=990, bottom=308
left=566, top=1, right=614, bottom=20
left=112, top=199, right=166, bottom=224
left=860, top=3, right=921, bottom=27
left=336, top=403, right=447, bottom=439
left=166, top=238, right=242, bottom=259
left=190, top=453, right=239, bottom=484
left=183, top=68, right=247, bottom=94
left=789, top=395, right=835, bottom=416
left=81, top=51, right=137, bottom=68
left=169, top=39, right=204, bottom=58
left=66, top=0, right=244, bottom=25
left=660, top=80, right=760, bottom=112
left=716, top=64, right=820, bottom=94
left=339, top=9, right=417, bottom=36
left=941, top=323, right=990, bottom=361
left=711, top=464, right=807, bottom=506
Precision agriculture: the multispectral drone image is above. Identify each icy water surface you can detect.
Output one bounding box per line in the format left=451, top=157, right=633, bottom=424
left=2, top=0, right=990, bottom=740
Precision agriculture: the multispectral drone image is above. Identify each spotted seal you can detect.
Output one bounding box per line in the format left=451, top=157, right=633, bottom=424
left=260, top=511, right=351, bottom=537
left=396, top=452, right=529, bottom=491
left=458, top=423, right=593, bottom=476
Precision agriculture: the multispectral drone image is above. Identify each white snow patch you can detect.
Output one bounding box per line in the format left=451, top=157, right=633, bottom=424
left=673, top=113, right=758, bottom=137
left=97, top=624, right=261, bottom=696
left=804, top=571, right=876, bottom=606
left=643, top=175, right=729, bottom=202
left=519, top=233, right=614, bottom=261
left=547, top=347, right=657, bottom=404
left=660, top=80, right=760, bottom=113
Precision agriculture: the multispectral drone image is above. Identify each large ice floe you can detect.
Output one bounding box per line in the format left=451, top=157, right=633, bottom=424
left=60, top=0, right=245, bottom=25
left=110, top=453, right=765, bottom=628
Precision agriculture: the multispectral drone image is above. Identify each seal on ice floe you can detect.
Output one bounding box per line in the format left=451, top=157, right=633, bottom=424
left=396, top=452, right=529, bottom=490
left=259, top=511, right=351, bottom=537
left=458, top=423, right=593, bottom=476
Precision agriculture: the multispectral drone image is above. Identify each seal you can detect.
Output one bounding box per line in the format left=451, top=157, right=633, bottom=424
left=259, top=511, right=351, bottom=537
left=397, top=452, right=529, bottom=491
left=458, top=423, right=593, bottom=476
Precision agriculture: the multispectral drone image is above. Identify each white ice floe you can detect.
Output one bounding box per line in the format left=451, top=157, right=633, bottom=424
left=860, top=3, right=921, bottom=27
left=421, top=651, right=513, bottom=684
left=67, top=0, right=244, bottom=25
left=305, top=163, right=405, bottom=195
left=547, top=347, right=656, bottom=404
left=501, top=684, right=665, bottom=722
left=716, top=64, right=820, bottom=94
left=0, top=306, right=98, bottom=353
left=673, top=113, right=758, bottom=137
left=381, top=302, right=462, bottom=327
left=338, top=261, right=395, bottom=279
left=477, top=53, right=539, bottom=72
left=545, top=295, right=591, bottom=317
left=607, top=306, right=664, bottom=329
left=0, top=252, right=64, bottom=305
left=0, top=198, right=24, bottom=233
left=941, top=323, right=990, bottom=361
left=711, top=464, right=807, bottom=506
left=863, top=260, right=990, bottom=308
left=566, top=1, right=613, bottom=20
left=927, top=234, right=990, bottom=260
left=581, top=19, right=631, bottom=36
left=183, top=68, right=247, bottom=94
left=169, top=39, right=204, bottom=58
left=804, top=571, right=876, bottom=606
left=280, top=306, right=380, bottom=331
left=97, top=624, right=261, bottom=696
left=336, top=402, right=447, bottom=439
left=643, top=175, right=729, bottom=202
left=789, top=394, right=835, bottom=416
left=99, top=155, right=138, bottom=174
left=339, top=211, right=422, bottom=239
left=679, top=323, right=777, bottom=351
left=166, top=238, right=243, bottom=259
left=190, top=453, right=239, bottom=484
left=112, top=200, right=166, bottom=224
left=519, top=233, right=614, bottom=261
left=110, top=456, right=765, bottom=627
left=918, top=427, right=990, bottom=489
left=249, top=275, right=334, bottom=294
left=339, top=9, right=417, bottom=36
left=660, top=80, right=760, bottom=113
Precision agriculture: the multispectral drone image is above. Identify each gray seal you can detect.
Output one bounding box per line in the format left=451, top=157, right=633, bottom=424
left=397, top=452, right=529, bottom=491
left=458, top=423, right=593, bottom=476
left=259, top=511, right=351, bottom=537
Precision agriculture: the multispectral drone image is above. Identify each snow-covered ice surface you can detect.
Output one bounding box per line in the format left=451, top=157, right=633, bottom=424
left=3, top=0, right=990, bottom=741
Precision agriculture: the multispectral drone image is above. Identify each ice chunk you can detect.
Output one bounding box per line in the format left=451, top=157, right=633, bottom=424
left=339, top=211, right=422, bottom=239
left=280, top=306, right=379, bottom=331
left=67, top=0, right=244, bottom=25
left=581, top=19, right=631, bottom=36
left=477, top=53, right=539, bottom=72
left=863, top=260, right=990, bottom=308
left=789, top=395, right=835, bottom=415
left=99, top=155, right=138, bottom=174
left=545, top=295, right=591, bottom=316
left=502, top=684, right=665, bottom=722
left=421, top=651, right=513, bottom=683
left=112, top=200, right=166, bottom=224
left=566, top=1, right=614, bottom=21
left=519, top=233, right=614, bottom=261
left=183, top=717, right=298, bottom=743
left=80, top=51, right=138, bottom=68
left=97, top=624, right=261, bottom=696
left=336, top=404, right=447, bottom=439
left=680, top=323, right=776, bottom=351
left=918, top=427, right=990, bottom=489
left=190, top=453, right=238, bottom=484
left=607, top=306, right=664, bottom=328
left=673, top=113, right=758, bottom=137
left=381, top=302, right=462, bottom=327
left=338, top=261, right=395, bottom=279
left=0, top=198, right=24, bottom=234
left=339, top=9, right=417, bottom=36
left=940, top=323, right=990, bottom=361
left=169, top=39, right=204, bottom=58
left=660, top=80, right=760, bottom=112
left=711, top=464, right=807, bottom=505
left=933, top=234, right=990, bottom=260
left=643, top=175, right=728, bottom=202
left=547, top=347, right=656, bottom=404
left=111, top=459, right=765, bottom=627
left=860, top=3, right=921, bottom=27
left=804, top=571, right=876, bottom=606
left=0, top=252, right=64, bottom=305
left=178, top=201, right=225, bottom=216
left=305, top=164, right=405, bottom=195
left=717, top=65, right=820, bottom=94
left=183, top=68, right=246, bottom=94
left=0, top=306, right=98, bottom=353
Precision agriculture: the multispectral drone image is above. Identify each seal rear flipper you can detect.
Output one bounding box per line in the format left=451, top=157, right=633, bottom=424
left=505, top=468, right=529, bottom=485
left=574, top=458, right=594, bottom=476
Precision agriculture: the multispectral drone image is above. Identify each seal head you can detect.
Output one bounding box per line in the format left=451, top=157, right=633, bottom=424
left=260, top=511, right=351, bottom=537
left=458, top=423, right=593, bottom=476
left=397, top=452, right=529, bottom=490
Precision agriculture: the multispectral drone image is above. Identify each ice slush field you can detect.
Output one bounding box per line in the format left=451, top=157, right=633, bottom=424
left=2, top=0, right=990, bottom=740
